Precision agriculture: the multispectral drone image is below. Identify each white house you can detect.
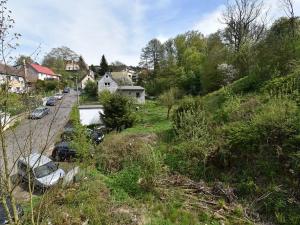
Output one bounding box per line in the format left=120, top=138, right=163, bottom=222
left=78, top=105, right=104, bottom=126
left=65, top=60, right=80, bottom=71
left=79, top=70, right=95, bottom=89
left=98, top=72, right=145, bottom=104
left=117, top=86, right=145, bottom=104
left=0, top=63, right=26, bottom=93
left=98, top=73, right=119, bottom=93
left=28, top=63, right=60, bottom=81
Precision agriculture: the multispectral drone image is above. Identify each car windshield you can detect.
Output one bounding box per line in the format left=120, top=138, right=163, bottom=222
left=48, top=97, right=56, bottom=101
left=33, top=108, right=44, bottom=114
left=34, top=161, right=58, bottom=178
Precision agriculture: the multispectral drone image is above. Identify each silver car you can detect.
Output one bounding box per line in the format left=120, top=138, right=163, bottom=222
left=54, top=93, right=64, bottom=100
left=29, top=107, right=50, bottom=119
left=17, top=153, right=65, bottom=189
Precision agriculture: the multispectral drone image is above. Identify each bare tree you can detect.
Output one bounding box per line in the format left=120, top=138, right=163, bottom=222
left=222, top=0, right=267, bottom=52
left=0, top=2, right=76, bottom=225
left=281, top=0, right=295, bottom=18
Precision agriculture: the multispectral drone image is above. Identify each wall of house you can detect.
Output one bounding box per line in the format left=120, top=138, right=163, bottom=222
left=81, top=75, right=94, bottom=89
left=79, top=107, right=104, bottom=126
left=117, top=89, right=145, bottom=104
left=98, top=74, right=118, bottom=93
left=0, top=74, right=26, bottom=93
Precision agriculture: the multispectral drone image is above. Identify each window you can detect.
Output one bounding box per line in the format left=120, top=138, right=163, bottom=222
left=105, top=82, right=110, bottom=87
left=136, top=92, right=140, bottom=98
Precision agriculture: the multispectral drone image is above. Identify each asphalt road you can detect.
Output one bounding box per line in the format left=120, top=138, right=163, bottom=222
left=1, top=91, right=77, bottom=174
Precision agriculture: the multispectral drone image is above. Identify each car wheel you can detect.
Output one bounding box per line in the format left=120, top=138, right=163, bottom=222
left=55, top=154, right=60, bottom=161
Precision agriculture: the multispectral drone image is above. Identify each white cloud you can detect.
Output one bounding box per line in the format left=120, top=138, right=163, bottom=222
left=8, top=0, right=150, bottom=66
left=7, top=0, right=300, bottom=66
left=193, top=0, right=300, bottom=36
left=193, top=5, right=226, bottom=36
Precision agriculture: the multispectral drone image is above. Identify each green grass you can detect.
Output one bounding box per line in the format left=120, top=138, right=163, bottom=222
left=124, top=101, right=172, bottom=135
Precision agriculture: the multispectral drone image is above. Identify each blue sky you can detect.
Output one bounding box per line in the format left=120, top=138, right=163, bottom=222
left=7, top=0, right=300, bottom=66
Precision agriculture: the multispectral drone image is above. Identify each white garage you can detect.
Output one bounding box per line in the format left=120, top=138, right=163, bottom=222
left=78, top=105, right=104, bottom=126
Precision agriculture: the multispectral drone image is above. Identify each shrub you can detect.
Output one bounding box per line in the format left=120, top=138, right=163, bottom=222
left=261, top=72, right=300, bottom=103
left=98, top=90, right=112, bottom=105
left=101, top=93, right=136, bottom=131
left=83, top=80, right=98, bottom=98
left=172, top=96, right=202, bottom=129
left=95, top=133, right=163, bottom=194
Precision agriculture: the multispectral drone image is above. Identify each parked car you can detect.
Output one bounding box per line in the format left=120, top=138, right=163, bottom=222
left=87, top=127, right=105, bottom=145
left=46, top=97, right=58, bottom=106
left=17, top=153, right=65, bottom=189
left=29, top=107, right=50, bottom=119
left=63, top=87, right=70, bottom=93
left=61, top=121, right=75, bottom=141
left=0, top=197, right=23, bottom=225
left=54, top=93, right=64, bottom=100
left=52, top=141, right=76, bottom=161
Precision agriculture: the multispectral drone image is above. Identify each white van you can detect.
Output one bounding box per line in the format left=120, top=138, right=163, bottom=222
left=17, top=153, right=65, bottom=189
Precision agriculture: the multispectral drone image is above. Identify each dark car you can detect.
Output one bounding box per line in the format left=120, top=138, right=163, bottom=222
left=63, top=87, right=70, bottom=93
left=61, top=122, right=75, bottom=141
left=52, top=141, right=76, bottom=161
left=87, top=127, right=105, bottom=145
left=0, top=197, right=23, bottom=225
left=29, top=107, right=50, bottom=119
left=46, top=97, right=58, bottom=106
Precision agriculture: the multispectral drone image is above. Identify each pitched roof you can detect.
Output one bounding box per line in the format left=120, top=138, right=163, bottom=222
left=30, top=63, right=55, bottom=76
left=117, top=86, right=144, bottom=91
left=110, top=72, right=132, bottom=86
left=0, top=63, right=24, bottom=77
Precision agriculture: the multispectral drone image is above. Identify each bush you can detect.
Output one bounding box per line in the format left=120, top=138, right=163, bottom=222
left=101, top=93, right=136, bottom=131
left=84, top=80, right=98, bottom=98
left=95, top=133, right=163, bottom=194
left=35, top=79, right=59, bottom=93
left=261, top=72, right=300, bottom=103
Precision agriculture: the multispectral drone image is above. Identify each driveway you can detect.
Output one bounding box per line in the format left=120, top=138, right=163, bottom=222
left=0, top=91, right=77, bottom=174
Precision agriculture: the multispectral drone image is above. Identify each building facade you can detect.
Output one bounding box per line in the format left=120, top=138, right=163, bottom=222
left=98, top=73, right=119, bottom=93
left=28, top=64, right=60, bottom=81
left=0, top=64, right=26, bottom=93
left=98, top=73, right=145, bottom=104
left=79, top=70, right=95, bottom=89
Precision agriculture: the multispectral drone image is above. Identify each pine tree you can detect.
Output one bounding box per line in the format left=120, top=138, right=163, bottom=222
left=100, top=55, right=109, bottom=76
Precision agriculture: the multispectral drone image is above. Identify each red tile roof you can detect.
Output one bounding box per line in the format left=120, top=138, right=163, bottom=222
left=30, top=63, right=56, bottom=76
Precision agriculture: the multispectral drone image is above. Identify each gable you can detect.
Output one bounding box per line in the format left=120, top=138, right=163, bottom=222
left=98, top=73, right=118, bottom=87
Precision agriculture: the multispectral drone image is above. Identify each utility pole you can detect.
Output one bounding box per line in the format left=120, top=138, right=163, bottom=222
left=23, top=59, right=28, bottom=93
left=72, top=59, right=79, bottom=105
left=76, top=74, right=79, bottom=105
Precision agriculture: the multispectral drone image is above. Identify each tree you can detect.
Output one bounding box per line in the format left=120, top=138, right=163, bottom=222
left=139, top=39, right=163, bottom=74
left=159, top=88, right=179, bottom=119
left=43, top=46, right=78, bottom=61
left=15, top=55, right=34, bottom=66
left=78, top=55, right=88, bottom=72
left=99, top=55, right=109, bottom=77
left=84, top=80, right=98, bottom=98
left=0, top=2, right=22, bottom=224
left=254, top=17, right=300, bottom=77
left=42, top=46, right=79, bottom=73
left=222, top=0, right=267, bottom=76
left=109, top=61, right=126, bottom=72
left=222, top=0, right=266, bottom=52
left=202, top=32, right=228, bottom=93
left=101, top=93, right=135, bottom=131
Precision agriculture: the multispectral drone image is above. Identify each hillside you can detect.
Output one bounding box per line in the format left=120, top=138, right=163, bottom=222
left=23, top=71, right=300, bottom=225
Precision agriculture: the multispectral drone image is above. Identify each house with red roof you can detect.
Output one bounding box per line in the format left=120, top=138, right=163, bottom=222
left=28, top=63, right=60, bottom=81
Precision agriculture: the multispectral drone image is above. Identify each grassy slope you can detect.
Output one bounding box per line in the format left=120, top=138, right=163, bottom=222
left=22, top=100, right=254, bottom=225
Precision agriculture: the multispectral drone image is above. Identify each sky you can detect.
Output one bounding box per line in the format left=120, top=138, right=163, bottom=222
left=7, top=0, right=300, bottom=66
